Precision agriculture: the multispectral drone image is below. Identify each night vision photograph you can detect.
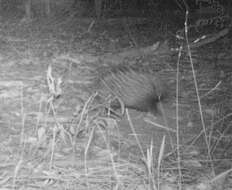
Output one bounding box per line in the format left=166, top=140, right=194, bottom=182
left=0, top=0, right=231, bottom=189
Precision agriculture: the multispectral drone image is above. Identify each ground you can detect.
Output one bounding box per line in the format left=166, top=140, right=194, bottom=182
left=0, top=11, right=232, bottom=190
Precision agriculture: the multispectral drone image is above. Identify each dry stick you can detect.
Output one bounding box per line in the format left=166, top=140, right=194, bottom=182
left=190, top=28, right=229, bottom=49
left=146, top=142, right=156, bottom=190
left=184, top=10, right=215, bottom=174
left=47, top=100, right=59, bottom=170
left=144, top=118, right=176, bottom=133
left=34, top=97, right=43, bottom=133
left=19, top=83, right=25, bottom=148
left=47, top=95, right=72, bottom=170
left=176, top=38, right=183, bottom=190
left=188, top=112, right=232, bottom=148
left=126, top=109, right=157, bottom=189
left=83, top=118, right=121, bottom=189
left=74, top=93, right=98, bottom=189
left=13, top=84, right=26, bottom=189
left=126, top=109, right=146, bottom=160
left=84, top=122, right=95, bottom=190
left=74, top=93, right=97, bottom=149
left=157, top=136, right=166, bottom=190
left=158, top=102, right=175, bottom=151
left=97, top=124, right=121, bottom=189
left=200, top=81, right=221, bottom=99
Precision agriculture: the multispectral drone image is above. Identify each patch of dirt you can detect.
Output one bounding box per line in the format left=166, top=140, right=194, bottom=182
left=0, top=11, right=232, bottom=190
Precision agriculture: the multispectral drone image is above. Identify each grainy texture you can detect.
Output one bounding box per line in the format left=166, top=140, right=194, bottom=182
left=94, top=65, right=168, bottom=114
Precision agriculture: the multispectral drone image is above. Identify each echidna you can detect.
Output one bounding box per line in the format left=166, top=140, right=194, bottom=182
left=93, top=65, right=168, bottom=115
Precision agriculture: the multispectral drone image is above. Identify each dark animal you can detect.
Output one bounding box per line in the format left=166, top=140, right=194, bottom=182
left=94, top=65, right=168, bottom=115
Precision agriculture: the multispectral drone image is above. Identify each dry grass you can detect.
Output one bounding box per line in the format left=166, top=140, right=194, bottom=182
left=0, top=7, right=232, bottom=190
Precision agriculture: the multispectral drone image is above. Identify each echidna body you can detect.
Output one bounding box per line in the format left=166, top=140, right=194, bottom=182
left=94, top=65, right=167, bottom=115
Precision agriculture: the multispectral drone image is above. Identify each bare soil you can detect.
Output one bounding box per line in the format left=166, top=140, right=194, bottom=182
left=0, top=13, right=232, bottom=190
